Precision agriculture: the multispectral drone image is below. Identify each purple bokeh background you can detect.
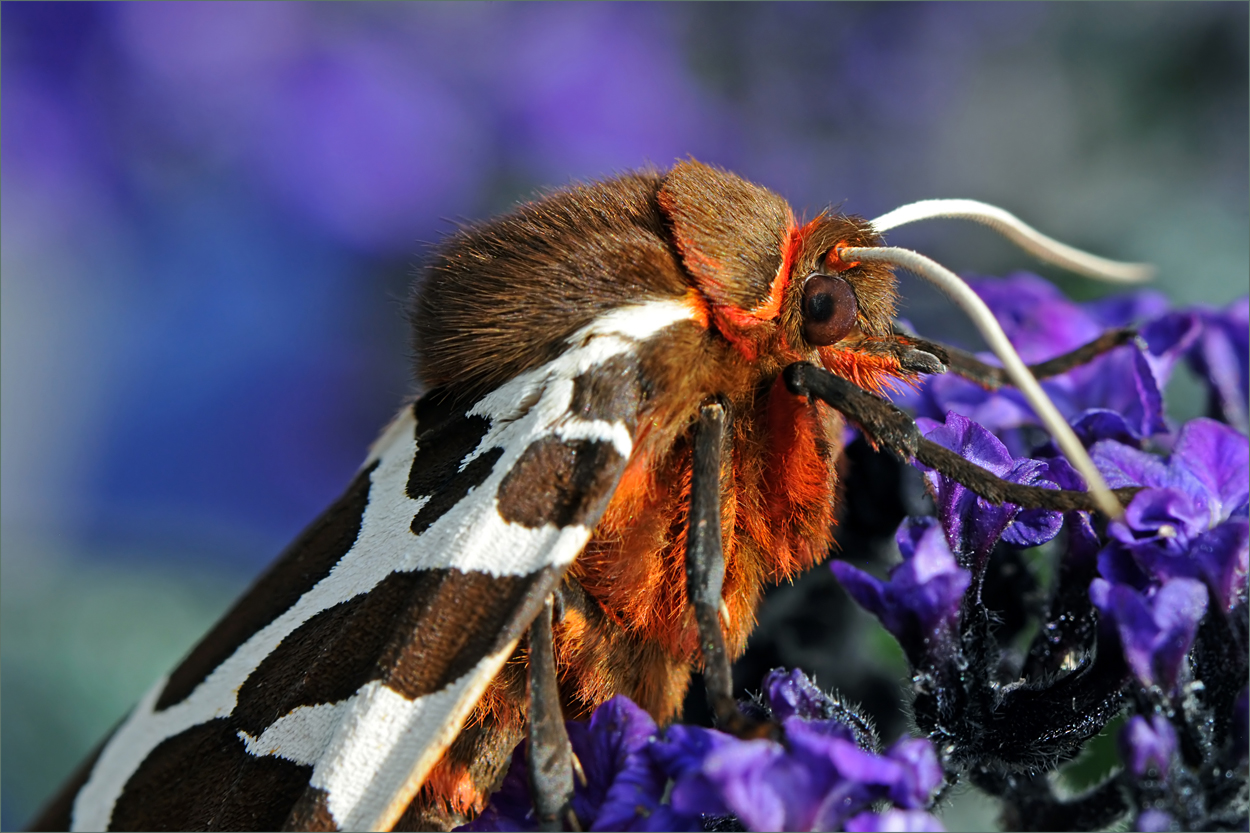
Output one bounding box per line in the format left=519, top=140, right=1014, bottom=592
left=2, top=3, right=1245, bottom=828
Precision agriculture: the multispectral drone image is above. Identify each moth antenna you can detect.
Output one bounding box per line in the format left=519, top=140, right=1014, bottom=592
left=836, top=243, right=1124, bottom=519
left=869, top=198, right=1154, bottom=283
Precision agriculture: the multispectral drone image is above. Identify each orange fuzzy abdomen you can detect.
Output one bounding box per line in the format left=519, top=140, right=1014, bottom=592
left=566, top=376, right=843, bottom=720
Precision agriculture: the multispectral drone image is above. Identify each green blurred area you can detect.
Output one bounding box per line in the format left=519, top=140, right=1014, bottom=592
left=1, top=536, right=246, bottom=830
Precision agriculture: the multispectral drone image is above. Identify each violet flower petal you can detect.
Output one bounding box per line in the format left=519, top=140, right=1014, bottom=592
left=1091, top=440, right=1203, bottom=495
left=1111, top=488, right=1211, bottom=556
left=791, top=720, right=899, bottom=831
left=1185, top=297, right=1249, bottom=434
left=1145, top=520, right=1249, bottom=612
left=969, top=273, right=1102, bottom=361
left=917, top=413, right=1017, bottom=560
left=1001, top=458, right=1066, bottom=548
left=1094, top=419, right=1247, bottom=527
left=918, top=413, right=1063, bottom=560
left=1084, top=289, right=1172, bottom=329
left=832, top=520, right=971, bottom=667
left=762, top=667, right=838, bottom=723
left=912, top=276, right=1185, bottom=446
left=1061, top=343, right=1167, bottom=439
left=1137, top=310, right=1205, bottom=395
left=884, top=738, right=944, bottom=809
left=651, top=724, right=737, bottom=820
left=1090, top=578, right=1209, bottom=692
left=919, top=412, right=1014, bottom=475
left=1135, top=809, right=1177, bottom=832
left=1096, top=543, right=1152, bottom=593
left=1069, top=408, right=1145, bottom=448
left=462, top=695, right=671, bottom=832
left=1119, top=714, right=1177, bottom=781
left=699, top=737, right=798, bottom=832
left=1171, top=418, right=1249, bottom=522
left=585, top=698, right=670, bottom=832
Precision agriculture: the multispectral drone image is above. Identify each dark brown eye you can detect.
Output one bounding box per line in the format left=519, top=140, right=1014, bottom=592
left=801, top=273, right=858, bottom=346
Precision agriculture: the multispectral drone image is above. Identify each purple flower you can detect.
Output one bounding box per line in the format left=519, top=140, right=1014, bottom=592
left=648, top=724, right=737, bottom=823
left=459, top=745, right=540, bottom=832
left=1169, top=417, right=1250, bottom=522
left=578, top=698, right=672, bottom=832
left=1117, top=488, right=1215, bottom=555
left=1119, top=714, right=1177, bottom=781
left=462, top=696, right=674, bottom=832
left=1090, top=578, right=1209, bottom=693
left=691, top=728, right=829, bottom=831
left=1184, top=297, right=1249, bottom=434
left=831, top=518, right=971, bottom=668
left=882, top=738, right=944, bottom=810
left=908, top=274, right=1192, bottom=450
left=845, top=809, right=946, bottom=832
left=1094, top=419, right=1250, bottom=610
left=1068, top=409, right=1148, bottom=449
left=1135, top=809, right=1177, bottom=832
left=916, top=412, right=1064, bottom=571
left=659, top=717, right=942, bottom=831
left=762, top=667, right=839, bottom=722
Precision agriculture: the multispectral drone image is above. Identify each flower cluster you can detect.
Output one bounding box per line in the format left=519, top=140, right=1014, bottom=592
left=905, top=275, right=1247, bottom=452
left=836, top=277, right=1248, bottom=830
left=463, top=670, right=945, bottom=832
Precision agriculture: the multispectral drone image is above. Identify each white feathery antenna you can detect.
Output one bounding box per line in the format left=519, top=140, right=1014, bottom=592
left=840, top=198, right=1154, bottom=519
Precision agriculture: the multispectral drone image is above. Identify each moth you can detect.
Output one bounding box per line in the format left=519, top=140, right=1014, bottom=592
left=33, top=160, right=1147, bottom=832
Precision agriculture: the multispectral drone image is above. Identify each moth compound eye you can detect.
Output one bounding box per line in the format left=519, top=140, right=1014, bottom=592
left=801, top=273, right=858, bottom=346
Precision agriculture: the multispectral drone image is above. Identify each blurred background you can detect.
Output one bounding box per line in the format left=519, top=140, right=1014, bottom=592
left=2, top=3, right=1246, bottom=829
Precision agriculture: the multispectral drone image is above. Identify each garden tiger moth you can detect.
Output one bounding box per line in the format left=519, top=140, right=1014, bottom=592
left=32, top=159, right=1147, bottom=832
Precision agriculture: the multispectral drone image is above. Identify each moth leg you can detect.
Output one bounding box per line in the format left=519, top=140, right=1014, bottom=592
left=782, top=363, right=1138, bottom=514
left=896, top=325, right=1138, bottom=389
left=527, top=595, right=578, bottom=832
left=686, top=402, right=775, bottom=739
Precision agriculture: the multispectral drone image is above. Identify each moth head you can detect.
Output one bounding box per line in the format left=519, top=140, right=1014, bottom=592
left=658, top=159, right=908, bottom=391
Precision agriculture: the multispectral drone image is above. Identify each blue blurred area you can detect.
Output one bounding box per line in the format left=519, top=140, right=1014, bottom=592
left=2, top=3, right=1245, bottom=829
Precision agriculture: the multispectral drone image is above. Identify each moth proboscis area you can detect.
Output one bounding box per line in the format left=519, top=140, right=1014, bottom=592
left=32, top=159, right=1149, bottom=833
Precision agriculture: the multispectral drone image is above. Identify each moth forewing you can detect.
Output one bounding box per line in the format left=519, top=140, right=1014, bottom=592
left=55, top=309, right=675, bottom=830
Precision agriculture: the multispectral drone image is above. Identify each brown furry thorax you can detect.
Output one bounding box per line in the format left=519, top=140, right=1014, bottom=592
left=411, top=159, right=906, bottom=403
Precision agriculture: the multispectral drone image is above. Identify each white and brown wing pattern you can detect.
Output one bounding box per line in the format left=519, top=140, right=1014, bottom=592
left=41, top=301, right=693, bottom=832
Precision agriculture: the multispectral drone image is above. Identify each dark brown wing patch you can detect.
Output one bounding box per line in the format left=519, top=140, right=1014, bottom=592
left=111, top=568, right=554, bottom=832
left=156, top=461, right=379, bottom=712
left=406, top=391, right=492, bottom=499
left=109, top=720, right=310, bottom=832
left=232, top=571, right=429, bottom=736
left=66, top=324, right=651, bottom=831
left=569, top=354, right=644, bottom=427
left=497, top=438, right=626, bottom=529
left=410, top=450, right=504, bottom=536
left=375, top=568, right=551, bottom=700
left=283, top=787, right=335, bottom=832
left=407, top=388, right=505, bottom=536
